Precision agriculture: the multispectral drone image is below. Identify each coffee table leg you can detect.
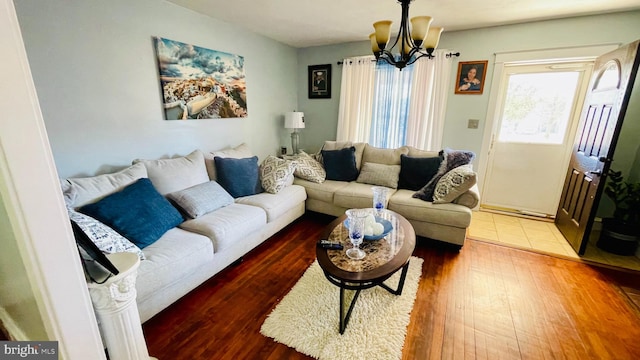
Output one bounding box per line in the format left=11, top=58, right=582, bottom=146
left=339, top=286, right=361, bottom=334
left=378, top=260, right=410, bottom=296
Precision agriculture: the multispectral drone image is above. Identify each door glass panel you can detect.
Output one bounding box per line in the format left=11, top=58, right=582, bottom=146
left=499, top=71, right=580, bottom=144
left=593, top=60, right=620, bottom=90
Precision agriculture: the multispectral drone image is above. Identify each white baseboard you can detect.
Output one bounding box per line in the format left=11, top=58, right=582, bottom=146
left=0, top=306, right=28, bottom=341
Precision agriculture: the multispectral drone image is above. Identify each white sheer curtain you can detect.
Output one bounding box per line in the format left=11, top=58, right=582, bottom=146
left=336, top=55, right=376, bottom=142
left=405, top=49, right=454, bottom=151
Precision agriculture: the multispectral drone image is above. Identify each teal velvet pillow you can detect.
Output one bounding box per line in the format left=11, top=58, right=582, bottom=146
left=322, top=146, right=359, bottom=181
left=214, top=156, right=262, bottom=198
left=79, top=178, right=183, bottom=249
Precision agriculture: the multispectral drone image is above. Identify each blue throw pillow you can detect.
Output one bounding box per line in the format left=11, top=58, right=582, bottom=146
left=322, top=147, right=359, bottom=181
left=398, top=154, right=443, bottom=191
left=79, top=178, right=183, bottom=249
left=214, top=156, right=262, bottom=198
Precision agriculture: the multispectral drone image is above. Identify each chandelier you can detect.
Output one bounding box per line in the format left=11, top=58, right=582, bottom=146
left=370, top=0, right=443, bottom=70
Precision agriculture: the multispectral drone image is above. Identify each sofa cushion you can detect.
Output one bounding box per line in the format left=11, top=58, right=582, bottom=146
left=236, top=185, right=307, bottom=222
left=287, top=151, right=326, bottom=183
left=68, top=209, right=145, bottom=260
left=167, top=180, right=234, bottom=219
left=322, top=147, right=359, bottom=181
left=333, top=182, right=396, bottom=209
left=389, top=189, right=472, bottom=228
left=215, top=156, right=262, bottom=198
left=68, top=162, right=148, bottom=207
left=179, top=203, right=266, bottom=252
left=398, top=154, right=443, bottom=191
left=136, top=227, right=213, bottom=304
left=260, top=155, right=296, bottom=194
left=321, top=141, right=366, bottom=170
left=79, top=178, right=184, bottom=249
left=433, top=164, right=477, bottom=204
left=293, top=178, right=351, bottom=203
left=205, top=143, right=253, bottom=181
left=356, top=162, right=401, bottom=189
left=414, top=149, right=475, bottom=202
left=362, top=144, right=409, bottom=165
left=406, top=146, right=439, bottom=158
left=133, top=150, right=209, bottom=196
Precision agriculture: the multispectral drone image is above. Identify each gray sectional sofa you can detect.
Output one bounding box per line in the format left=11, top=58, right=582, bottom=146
left=63, top=141, right=477, bottom=324
left=63, top=145, right=306, bottom=323
left=293, top=141, right=479, bottom=247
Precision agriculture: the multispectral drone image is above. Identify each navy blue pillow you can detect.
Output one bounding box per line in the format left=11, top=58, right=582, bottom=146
left=322, top=147, right=359, bottom=181
left=79, top=178, right=183, bottom=249
left=214, top=156, right=262, bottom=198
left=398, top=154, right=443, bottom=190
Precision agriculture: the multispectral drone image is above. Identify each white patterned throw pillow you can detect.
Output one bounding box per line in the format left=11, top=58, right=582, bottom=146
left=68, top=210, right=145, bottom=260
left=260, top=155, right=296, bottom=194
left=432, top=164, right=477, bottom=204
left=288, top=151, right=326, bottom=183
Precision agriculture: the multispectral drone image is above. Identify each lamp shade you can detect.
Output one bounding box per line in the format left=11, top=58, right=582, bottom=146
left=284, top=112, right=305, bottom=129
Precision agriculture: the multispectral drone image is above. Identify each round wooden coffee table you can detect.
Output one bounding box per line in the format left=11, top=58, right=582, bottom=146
left=316, top=209, right=416, bottom=334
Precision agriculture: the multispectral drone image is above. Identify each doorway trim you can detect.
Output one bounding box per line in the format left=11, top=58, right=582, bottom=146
left=1, top=1, right=106, bottom=358
left=476, top=44, right=621, bottom=200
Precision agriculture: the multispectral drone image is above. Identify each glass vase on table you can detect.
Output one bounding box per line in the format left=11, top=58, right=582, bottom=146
left=371, top=186, right=389, bottom=216
left=345, top=209, right=367, bottom=260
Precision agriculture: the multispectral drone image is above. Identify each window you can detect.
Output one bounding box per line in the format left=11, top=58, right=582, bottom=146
left=498, top=63, right=587, bottom=144
left=369, top=62, right=414, bottom=148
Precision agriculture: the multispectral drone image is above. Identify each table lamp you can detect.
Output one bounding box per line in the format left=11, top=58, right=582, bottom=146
left=284, top=111, right=305, bottom=154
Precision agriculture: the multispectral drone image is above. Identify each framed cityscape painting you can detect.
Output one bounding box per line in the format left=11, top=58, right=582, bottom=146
left=154, top=37, right=248, bottom=120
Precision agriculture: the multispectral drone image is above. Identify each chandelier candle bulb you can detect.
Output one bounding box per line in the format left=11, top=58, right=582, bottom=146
left=423, top=26, right=443, bottom=50
left=370, top=33, right=381, bottom=53
left=373, top=20, right=392, bottom=49
left=410, top=16, right=433, bottom=45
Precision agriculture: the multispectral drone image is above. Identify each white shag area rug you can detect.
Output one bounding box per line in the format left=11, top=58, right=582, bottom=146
left=260, top=256, right=423, bottom=360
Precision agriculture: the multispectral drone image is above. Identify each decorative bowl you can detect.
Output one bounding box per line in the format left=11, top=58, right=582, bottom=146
left=344, top=217, right=393, bottom=241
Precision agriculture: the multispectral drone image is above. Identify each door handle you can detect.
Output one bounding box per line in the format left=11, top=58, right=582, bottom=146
left=589, top=170, right=602, bottom=176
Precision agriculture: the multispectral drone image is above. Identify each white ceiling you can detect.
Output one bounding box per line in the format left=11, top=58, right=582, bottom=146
left=167, top=0, right=640, bottom=48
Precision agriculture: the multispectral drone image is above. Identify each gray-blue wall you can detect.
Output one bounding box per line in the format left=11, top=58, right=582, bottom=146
left=14, top=1, right=640, bottom=180
left=295, top=11, right=640, bottom=162
left=15, top=0, right=298, bottom=178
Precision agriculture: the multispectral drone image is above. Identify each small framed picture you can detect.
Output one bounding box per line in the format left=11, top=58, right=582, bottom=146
left=455, top=60, right=488, bottom=95
left=308, top=64, right=331, bottom=99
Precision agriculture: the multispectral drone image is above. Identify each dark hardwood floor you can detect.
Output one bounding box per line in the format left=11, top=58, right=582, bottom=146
left=143, top=212, right=640, bottom=359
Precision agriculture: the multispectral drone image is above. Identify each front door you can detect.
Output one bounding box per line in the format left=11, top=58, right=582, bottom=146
left=556, top=40, right=640, bottom=254
left=481, top=62, right=592, bottom=216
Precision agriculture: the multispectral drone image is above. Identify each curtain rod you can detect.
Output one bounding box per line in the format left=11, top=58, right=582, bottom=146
left=337, top=52, right=461, bottom=65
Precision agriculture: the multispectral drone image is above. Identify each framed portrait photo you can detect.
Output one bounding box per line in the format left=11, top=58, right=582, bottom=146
left=455, top=60, right=488, bottom=95
left=308, top=64, right=331, bottom=99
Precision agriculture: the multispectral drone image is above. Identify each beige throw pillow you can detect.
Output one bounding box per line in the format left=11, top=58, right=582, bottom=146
left=356, top=162, right=401, bottom=189
left=362, top=144, right=409, bottom=165
left=68, top=162, right=148, bottom=207
left=205, top=143, right=253, bottom=180
left=433, top=164, right=477, bottom=204
left=133, top=150, right=209, bottom=195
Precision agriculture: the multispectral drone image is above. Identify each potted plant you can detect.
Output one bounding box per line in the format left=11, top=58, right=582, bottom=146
left=596, top=169, right=640, bottom=255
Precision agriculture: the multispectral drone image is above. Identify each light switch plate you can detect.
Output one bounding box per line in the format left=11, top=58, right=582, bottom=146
left=468, top=119, right=479, bottom=129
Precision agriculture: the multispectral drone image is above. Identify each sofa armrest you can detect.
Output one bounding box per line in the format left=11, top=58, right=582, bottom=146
left=453, top=183, right=479, bottom=209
